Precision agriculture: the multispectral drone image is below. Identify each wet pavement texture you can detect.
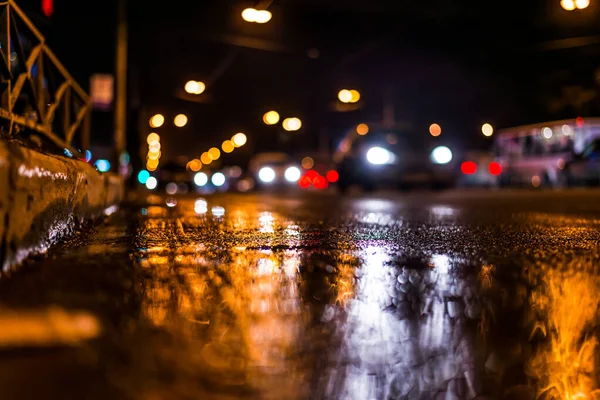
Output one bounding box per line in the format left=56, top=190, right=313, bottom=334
left=1, top=190, right=600, bottom=400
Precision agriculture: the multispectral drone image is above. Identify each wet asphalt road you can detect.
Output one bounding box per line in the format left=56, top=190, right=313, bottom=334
left=1, top=189, right=600, bottom=400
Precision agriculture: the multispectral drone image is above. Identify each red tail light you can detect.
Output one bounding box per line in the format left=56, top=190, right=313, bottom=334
left=298, top=176, right=311, bottom=188
left=313, top=175, right=328, bottom=189
left=326, top=170, right=339, bottom=183
left=461, top=161, right=477, bottom=175
left=488, top=162, right=502, bottom=176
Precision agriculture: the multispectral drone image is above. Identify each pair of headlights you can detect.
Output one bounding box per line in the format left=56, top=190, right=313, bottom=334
left=366, top=146, right=453, bottom=165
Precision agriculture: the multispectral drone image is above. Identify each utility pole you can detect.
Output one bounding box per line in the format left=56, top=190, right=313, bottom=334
left=114, top=0, right=128, bottom=166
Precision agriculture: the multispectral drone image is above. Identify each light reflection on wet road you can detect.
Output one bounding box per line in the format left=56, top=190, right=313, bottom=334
left=1, top=191, right=600, bottom=400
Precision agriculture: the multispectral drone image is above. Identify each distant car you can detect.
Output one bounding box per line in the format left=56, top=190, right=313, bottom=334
left=155, top=162, right=193, bottom=194
left=559, top=138, right=600, bottom=186
left=457, top=151, right=501, bottom=188
left=336, top=132, right=457, bottom=191
left=248, top=152, right=302, bottom=190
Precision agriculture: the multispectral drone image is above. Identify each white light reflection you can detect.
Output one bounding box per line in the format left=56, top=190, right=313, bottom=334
left=194, top=198, right=208, bottom=214
left=430, top=205, right=456, bottom=217
left=211, top=206, right=225, bottom=217
left=259, top=212, right=274, bottom=233
left=331, top=249, right=479, bottom=399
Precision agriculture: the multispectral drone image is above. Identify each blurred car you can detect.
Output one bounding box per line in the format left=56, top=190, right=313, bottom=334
left=456, top=151, right=501, bottom=188
left=153, top=162, right=193, bottom=194
left=336, top=132, right=457, bottom=191
left=248, top=152, right=302, bottom=190
left=559, top=138, right=600, bottom=186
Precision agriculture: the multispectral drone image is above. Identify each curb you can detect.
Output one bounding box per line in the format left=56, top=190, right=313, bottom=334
left=0, top=141, right=124, bottom=273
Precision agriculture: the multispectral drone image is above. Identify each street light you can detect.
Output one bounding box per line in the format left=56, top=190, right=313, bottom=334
left=201, top=152, right=212, bottom=165
left=338, top=89, right=352, bottom=103
left=149, top=114, right=164, bottom=128
left=232, top=133, right=247, bottom=147
left=174, top=114, right=188, bottom=127
left=222, top=140, right=235, bottom=153
left=242, top=8, right=271, bottom=23
left=146, top=132, right=160, bottom=144
left=263, top=110, right=280, bottom=125
left=429, top=123, right=442, bottom=137
left=185, top=80, right=206, bottom=95
left=349, top=90, right=360, bottom=103
left=575, top=0, right=590, bottom=8
left=482, top=123, right=494, bottom=137
left=356, top=123, right=369, bottom=135
left=282, top=117, right=302, bottom=131
left=209, top=147, right=221, bottom=160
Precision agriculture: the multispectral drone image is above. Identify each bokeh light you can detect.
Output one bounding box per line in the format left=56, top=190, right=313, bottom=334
left=147, top=151, right=161, bottom=160
left=284, top=166, right=301, bottom=182
left=187, top=159, right=202, bottom=172
left=542, top=127, right=553, bottom=139
left=241, top=8, right=258, bottom=22
left=338, top=89, right=352, bottom=103
left=431, top=146, right=453, bottom=164
left=326, top=170, right=339, bottom=183
left=575, top=0, right=590, bottom=9
left=149, top=114, right=164, bottom=128
left=263, top=110, right=280, bottom=125
left=532, top=175, right=541, bottom=187
left=146, top=159, right=159, bottom=171
left=429, top=123, right=442, bottom=137
left=95, top=159, right=110, bottom=172
left=561, top=0, right=576, bottom=10
left=301, top=156, right=314, bottom=169
left=211, top=172, right=226, bottom=187
left=174, top=114, right=188, bottom=127
left=209, top=147, right=221, bottom=160
left=232, top=133, right=247, bottom=147
left=482, top=123, right=494, bottom=137
left=349, top=89, right=360, bottom=103
left=146, top=132, right=160, bottom=144
left=357, top=123, right=369, bottom=135
left=258, top=167, right=276, bottom=183
left=222, top=140, right=235, bottom=153
left=145, top=176, right=158, bottom=190
left=148, top=141, right=161, bottom=152
left=184, top=80, right=205, bottom=95
left=137, top=169, right=150, bottom=184
left=194, top=172, right=208, bottom=187
left=282, top=117, right=302, bottom=132
left=201, top=152, right=212, bottom=165
left=254, top=9, right=272, bottom=23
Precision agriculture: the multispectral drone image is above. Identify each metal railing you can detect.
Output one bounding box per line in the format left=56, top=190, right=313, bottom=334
left=0, top=0, right=90, bottom=156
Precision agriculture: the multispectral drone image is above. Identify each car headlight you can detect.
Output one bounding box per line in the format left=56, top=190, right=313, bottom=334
left=194, top=172, right=208, bottom=186
left=284, top=166, right=301, bottom=182
left=211, top=172, right=226, bottom=187
left=431, top=146, right=453, bottom=164
left=258, top=167, right=276, bottom=183
left=366, top=146, right=393, bottom=165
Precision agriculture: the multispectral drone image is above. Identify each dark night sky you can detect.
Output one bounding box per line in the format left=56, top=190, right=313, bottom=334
left=16, top=0, right=600, bottom=166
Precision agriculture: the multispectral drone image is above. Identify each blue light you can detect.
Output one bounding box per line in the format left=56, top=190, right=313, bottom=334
left=137, top=169, right=150, bottom=184
left=63, top=148, right=73, bottom=158
left=95, top=159, right=111, bottom=172
left=85, top=150, right=92, bottom=162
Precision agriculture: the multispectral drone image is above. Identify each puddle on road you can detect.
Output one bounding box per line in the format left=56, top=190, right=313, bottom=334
left=123, top=197, right=600, bottom=400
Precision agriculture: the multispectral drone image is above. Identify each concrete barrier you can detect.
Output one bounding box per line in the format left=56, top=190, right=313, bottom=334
left=0, top=141, right=124, bottom=273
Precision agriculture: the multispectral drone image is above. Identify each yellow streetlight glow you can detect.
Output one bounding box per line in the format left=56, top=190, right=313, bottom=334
left=185, top=80, right=206, bottom=95
left=482, top=123, right=494, bottom=137
left=241, top=8, right=258, bottom=22
left=147, top=151, right=161, bottom=160
left=146, top=132, right=160, bottom=144
left=174, top=114, right=188, bottom=127
left=201, top=152, right=212, bottom=165
left=254, top=9, right=272, bottom=23
left=148, top=141, right=161, bottom=152
left=149, top=114, right=164, bottom=128
left=263, top=110, right=280, bottom=125
left=338, top=89, right=352, bottom=103
left=349, top=89, right=361, bottom=103
left=187, top=159, right=202, bottom=172
left=232, top=133, right=247, bottom=147
left=147, top=159, right=159, bottom=171
left=575, top=0, right=590, bottom=8
left=429, top=123, right=442, bottom=137
left=561, top=0, right=576, bottom=9
left=282, top=117, right=302, bottom=132
left=209, top=147, right=221, bottom=160
left=222, top=140, right=235, bottom=153
left=357, top=123, right=369, bottom=135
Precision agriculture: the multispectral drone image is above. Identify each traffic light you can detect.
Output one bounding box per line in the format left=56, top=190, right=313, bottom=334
left=42, top=0, right=53, bottom=17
